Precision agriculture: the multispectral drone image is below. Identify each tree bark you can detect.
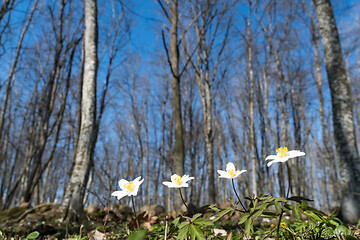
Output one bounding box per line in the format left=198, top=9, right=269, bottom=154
left=61, top=0, right=98, bottom=221
left=314, top=0, right=360, bottom=224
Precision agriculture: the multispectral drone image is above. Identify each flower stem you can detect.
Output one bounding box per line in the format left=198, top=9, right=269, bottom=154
left=275, top=162, right=292, bottom=240
left=231, top=178, right=247, bottom=212
left=285, top=162, right=291, bottom=199
left=179, top=188, right=189, bottom=213
left=131, top=195, right=140, bottom=230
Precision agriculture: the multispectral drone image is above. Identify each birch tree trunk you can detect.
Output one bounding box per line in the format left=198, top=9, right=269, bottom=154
left=61, top=0, right=98, bottom=221
left=247, top=0, right=257, bottom=197
left=314, top=0, right=360, bottom=224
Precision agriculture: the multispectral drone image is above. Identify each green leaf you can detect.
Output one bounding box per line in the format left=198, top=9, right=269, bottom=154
left=126, top=230, right=146, bottom=240
left=189, top=225, right=205, bottom=240
left=190, top=225, right=195, bottom=240
left=254, top=202, right=269, bottom=211
left=26, top=231, right=40, bottom=239
left=261, top=197, right=274, bottom=205
left=251, top=209, right=263, bottom=221
left=304, top=211, right=323, bottom=222
left=250, top=199, right=258, bottom=211
left=258, top=194, right=271, bottom=201
left=261, top=211, right=279, bottom=218
left=329, top=217, right=341, bottom=226
left=177, top=225, right=190, bottom=240
left=252, top=203, right=270, bottom=221
left=345, top=236, right=357, bottom=240
left=335, top=225, right=351, bottom=235
left=274, top=201, right=282, bottom=212
left=178, top=221, right=190, bottom=229
left=238, top=212, right=250, bottom=225
left=212, top=207, right=234, bottom=222
left=173, top=217, right=180, bottom=227
left=284, top=204, right=293, bottom=211
left=194, top=218, right=213, bottom=227
left=191, top=213, right=202, bottom=222
left=275, top=197, right=287, bottom=202
left=301, top=200, right=308, bottom=211
left=287, top=196, right=314, bottom=203
left=244, top=216, right=253, bottom=237
left=292, top=204, right=300, bottom=220
left=208, top=204, right=220, bottom=212
left=307, top=206, right=327, bottom=216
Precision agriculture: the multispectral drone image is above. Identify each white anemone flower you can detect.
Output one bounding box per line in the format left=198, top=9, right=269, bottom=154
left=217, top=162, right=247, bottom=179
left=162, top=174, right=194, bottom=188
left=111, top=176, right=144, bottom=200
left=265, top=147, right=305, bottom=167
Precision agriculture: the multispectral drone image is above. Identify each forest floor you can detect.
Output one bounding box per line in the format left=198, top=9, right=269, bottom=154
left=0, top=202, right=140, bottom=239
left=1, top=202, right=360, bottom=239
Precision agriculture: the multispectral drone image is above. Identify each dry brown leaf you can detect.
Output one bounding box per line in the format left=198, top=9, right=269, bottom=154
left=226, top=231, right=232, bottom=240
left=141, top=221, right=152, bottom=230
left=88, top=230, right=106, bottom=240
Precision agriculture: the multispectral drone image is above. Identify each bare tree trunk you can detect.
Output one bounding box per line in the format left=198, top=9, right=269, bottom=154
left=261, top=65, right=275, bottom=195
left=247, top=0, right=257, bottom=197
left=314, top=0, right=360, bottom=224
left=61, top=0, right=98, bottom=221
left=170, top=0, right=185, bottom=211
left=145, top=99, right=150, bottom=205
left=158, top=0, right=185, bottom=211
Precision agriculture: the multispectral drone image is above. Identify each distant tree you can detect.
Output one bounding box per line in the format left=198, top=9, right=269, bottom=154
left=186, top=0, right=232, bottom=204
left=314, top=0, right=360, bottom=224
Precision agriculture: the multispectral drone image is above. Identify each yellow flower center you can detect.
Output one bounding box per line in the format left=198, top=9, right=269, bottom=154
left=227, top=169, right=236, bottom=178
left=276, top=147, right=289, bottom=158
left=124, top=181, right=135, bottom=192
left=174, top=176, right=183, bottom=185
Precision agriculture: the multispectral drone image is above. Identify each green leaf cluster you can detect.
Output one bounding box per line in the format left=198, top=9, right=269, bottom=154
left=176, top=213, right=214, bottom=240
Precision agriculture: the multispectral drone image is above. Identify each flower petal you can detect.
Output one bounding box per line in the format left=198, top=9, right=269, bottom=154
left=234, top=170, right=247, bottom=178
left=181, top=183, right=189, bottom=188
left=182, top=175, right=194, bottom=183
left=137, top=177, right=145, bottom=186
left=265, top=155, right=278, bottom=161
left=129, top=189, right=138, bottom=196
left=118, top=179, right=128, bottom=190
left=111, top=190, right=128, bottom=200
left=288, top=150, right=305, bottom=158
left=267, top=156, right=290, bottom=167
left=181, top=175, right=189, bottom=182
left=163, top=181, right=176, bottom=188
left=266, top=160, right=276, bottom=167
left=133, top=176, right=142, bottom=184
left=217, top=170, right=230, bottom=178
left=133, top=183, right=141, bottom=195
left=226, top=162, right=236, bottom=172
